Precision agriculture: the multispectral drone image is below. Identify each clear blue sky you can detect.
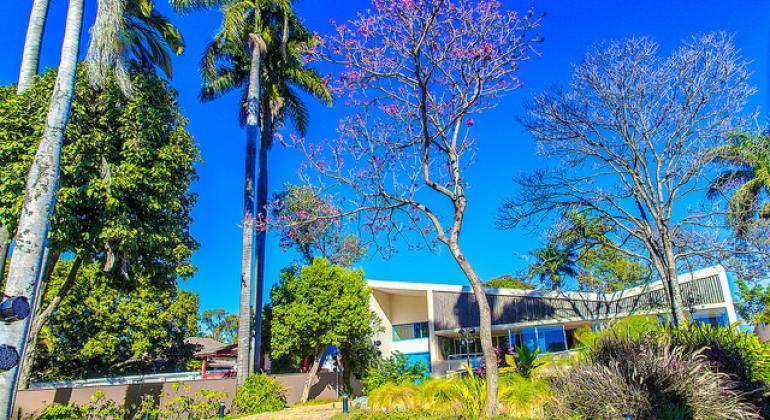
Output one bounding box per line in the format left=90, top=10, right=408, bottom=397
left=1, top=0, right=769, bottom=315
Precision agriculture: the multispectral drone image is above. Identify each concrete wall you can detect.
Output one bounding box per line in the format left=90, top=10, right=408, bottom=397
left=13, top=372, right=360, bottom=418
left=390, top=294, right=428, bottom=325
left=370, top=290, right=393, bottom=357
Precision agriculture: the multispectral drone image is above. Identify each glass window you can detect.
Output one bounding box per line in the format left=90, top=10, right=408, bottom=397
left=392, top=322, right=429, bottom=341
left=521, top=327, right=538, bottom=352
left=537, top=325, right=566, bottom=353
left=692, top=309, right=728, bottom=328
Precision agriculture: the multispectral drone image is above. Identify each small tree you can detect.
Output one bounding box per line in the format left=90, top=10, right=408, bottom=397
left=269, top=258, right=375, bottom=403
left=498, top=34, right=757, bottom=325
left=285, top=1, right=541, bottom=415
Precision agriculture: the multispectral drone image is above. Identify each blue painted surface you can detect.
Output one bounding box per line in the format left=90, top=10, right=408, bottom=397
left=403, top=352, right=432, bottom=374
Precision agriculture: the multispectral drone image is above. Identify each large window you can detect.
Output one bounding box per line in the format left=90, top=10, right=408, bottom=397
left=393, top=322, right=430, bottom=341
left=692, top=309, right=728, bottom=328
left=537, top=325, right=567, bottom=352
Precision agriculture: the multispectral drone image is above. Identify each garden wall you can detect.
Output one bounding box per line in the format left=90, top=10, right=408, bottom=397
left=13, top=372, right=361, bottom=418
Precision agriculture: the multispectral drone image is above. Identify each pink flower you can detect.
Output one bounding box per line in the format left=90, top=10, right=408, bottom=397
left=466, top=118, right=475, bottom=127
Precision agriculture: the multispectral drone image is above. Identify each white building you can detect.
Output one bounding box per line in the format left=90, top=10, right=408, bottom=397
left=368, top=265, right=737, bottom=376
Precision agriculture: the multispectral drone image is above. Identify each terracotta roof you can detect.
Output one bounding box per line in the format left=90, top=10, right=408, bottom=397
left=184, top=337, right=237, bottom=358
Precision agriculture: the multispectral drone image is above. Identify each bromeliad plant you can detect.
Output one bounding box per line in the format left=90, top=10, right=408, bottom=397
left=500, top=345, right=547, bottom=378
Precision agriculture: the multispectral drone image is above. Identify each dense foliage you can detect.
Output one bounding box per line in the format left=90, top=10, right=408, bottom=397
left=199, top=309, right=238, bottom=344
left=362, top=352, right=428, bottom=394
left=32, top=261, right=200, bottom=380
left=233, top=374, right=287, bottom=415
left=483, top=275, right=534, bottom=290
left=0, top=66, right=199, bottom=281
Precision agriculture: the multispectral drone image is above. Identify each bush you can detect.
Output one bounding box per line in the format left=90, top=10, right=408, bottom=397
left=233, top=373, right=287, bottom=415
left=551, top=333, right=758, bottom=419
left=366, top=367, right=551, bottom=418
left=361, top=352, right=428, bottom=394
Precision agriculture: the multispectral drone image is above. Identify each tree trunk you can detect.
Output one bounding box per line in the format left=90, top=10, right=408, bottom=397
left=237, top=41, right=262, bottom=385
left=301, top=345, right=326, bottom=403
left=0, top=0, right=84, bottom=415
left=664, top=246, right=686, bottom=325
left=448, top=240, right=498, bottom=418
left=18, top=255, right=81, bottom=389
left=252, top=101, right=271, bottom=373
left=0, top=227, right=10, bottom=287
left=17, top=0, right=50, bottom=94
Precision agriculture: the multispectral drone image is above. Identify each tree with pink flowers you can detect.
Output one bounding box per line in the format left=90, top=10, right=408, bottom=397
left=285, top=0, right=542, bottom=414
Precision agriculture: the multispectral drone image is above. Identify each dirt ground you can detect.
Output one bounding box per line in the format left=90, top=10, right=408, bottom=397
left=238, top=402, right=343, bottom=419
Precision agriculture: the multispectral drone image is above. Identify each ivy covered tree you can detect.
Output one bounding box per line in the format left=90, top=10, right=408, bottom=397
left=268, top=258, right=376, bottom=403
left=0, top=67, right=199, bottom=387
left=31, top=260, right=200, bottom=381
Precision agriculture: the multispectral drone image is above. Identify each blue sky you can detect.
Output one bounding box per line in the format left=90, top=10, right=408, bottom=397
left=1, top=0, right=769, bottom=315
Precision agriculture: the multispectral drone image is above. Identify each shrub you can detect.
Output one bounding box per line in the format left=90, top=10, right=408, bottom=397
left=233, top=373, right=287, bottom=415
left=499, top=373, right=551, bottom=418
left=161, top=383, right=229, bottom=418
left=361, top=352, right=428, bottom=394
left=551, top=333, right=759, bottom=419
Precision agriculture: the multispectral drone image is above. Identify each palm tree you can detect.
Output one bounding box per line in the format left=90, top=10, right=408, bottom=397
left=528, top=243, right=579, bottom=290
left=186, top=0, right=330, bottom=380
left=708, top=133, right=770, bottom=238
left=0, top=0, right=86, bottom=414
left=17, top=0, right=50, bottom=94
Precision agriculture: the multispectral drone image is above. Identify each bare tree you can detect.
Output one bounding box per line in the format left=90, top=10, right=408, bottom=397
left=285, top=1, right=541, bottom=415
left=497, top=34, right=756, bottom=325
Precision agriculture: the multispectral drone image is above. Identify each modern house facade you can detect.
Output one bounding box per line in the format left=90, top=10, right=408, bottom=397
left=368, top=265, right=737, bottom=376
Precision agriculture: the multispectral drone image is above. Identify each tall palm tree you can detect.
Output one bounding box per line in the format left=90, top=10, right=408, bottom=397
left=0, top=0, right=85, bottom=414
left=187, top=0, right=330, bottom=380
left=17, top=0, right=50, bottom=94
left=708, top=133, right=770, bottom=238
left=528, top=243, right=579, bottom=290
left=3, top=0, right=186, bottom=407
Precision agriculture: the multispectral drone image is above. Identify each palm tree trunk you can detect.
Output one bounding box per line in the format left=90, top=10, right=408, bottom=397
left=18, top=255, right=80, bottom=389
left=301, top=344, right=327, bottom=403
left=237, top=40, right=262, bottom=385
left=251, top=102, right=271, bottom=373
left=17, top=0, right=50, bottom=94
left=0, top=0, right=84, bottom=415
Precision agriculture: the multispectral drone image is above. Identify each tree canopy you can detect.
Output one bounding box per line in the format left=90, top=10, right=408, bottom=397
left=0, top=66, right=199, bottom=281
left=32, top=260, right=200, bottom=381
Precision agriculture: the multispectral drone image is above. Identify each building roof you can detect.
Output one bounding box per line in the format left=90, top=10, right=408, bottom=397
left=184, top=337, right=237, bottom=358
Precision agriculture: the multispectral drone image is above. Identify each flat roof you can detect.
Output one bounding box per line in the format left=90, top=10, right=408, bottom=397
left=366, top=265, right=726, bottom=302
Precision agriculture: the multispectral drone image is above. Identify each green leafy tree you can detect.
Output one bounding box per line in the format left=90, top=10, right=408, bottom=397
left=32, top=260, right=200, bottom=381
left=269, top=258, right=375, bottom=402
left=484, top=274, right=535, bottom=290
left=200, top=309, right=239, bottom=344
left=0, top=67, right=199, bottom=387
left=175, top=0, right=331, bottom=380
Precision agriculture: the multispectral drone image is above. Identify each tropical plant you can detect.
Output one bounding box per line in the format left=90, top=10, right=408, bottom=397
left=502, top=345, right=547, bottom=379
left=552, top=333, right=758, bottom=419
left=160, top=383, right=229, bottom=419
left=362, top=352, right=429, bottom=395
left=527, top=243, right=579, bottom=290
left=233, top=373, right=287, bottom=415
left=708, top=133, right=770, bottom=238
left=174, top=0, right=331, bottom=382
